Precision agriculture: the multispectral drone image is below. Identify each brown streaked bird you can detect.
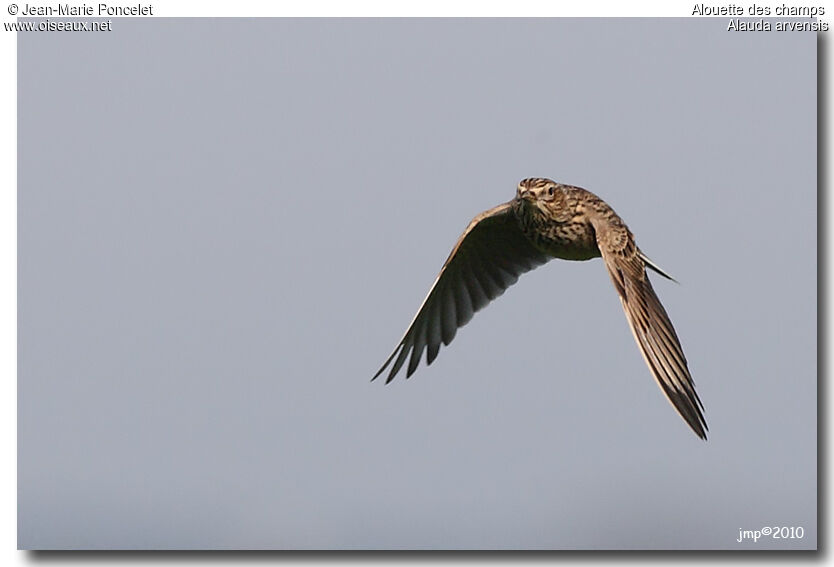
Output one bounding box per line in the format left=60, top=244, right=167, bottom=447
left=373, top=177, right=707, bottom=439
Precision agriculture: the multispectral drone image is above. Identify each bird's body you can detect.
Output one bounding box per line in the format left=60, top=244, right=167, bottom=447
left=513, top=183, right=605, bottom=261
left=373, top=178, right=707, bottom=439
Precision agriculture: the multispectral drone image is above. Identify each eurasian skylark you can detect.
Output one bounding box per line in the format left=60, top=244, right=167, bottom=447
left=373, top=178, right=707, bottom=439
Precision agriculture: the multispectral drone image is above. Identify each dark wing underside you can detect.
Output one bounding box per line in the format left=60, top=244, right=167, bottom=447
left=593, top=221, right=708, bottom=439
left=373, top=201, right=549, bottom=383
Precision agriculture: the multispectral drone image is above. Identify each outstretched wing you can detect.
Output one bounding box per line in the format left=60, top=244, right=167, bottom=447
left=592, top=218, right=708, bottom=439
left=373, top=201, right=549, bottom=383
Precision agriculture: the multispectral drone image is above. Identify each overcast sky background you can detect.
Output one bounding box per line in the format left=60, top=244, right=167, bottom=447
left=18, top=19, right=816, bottom=549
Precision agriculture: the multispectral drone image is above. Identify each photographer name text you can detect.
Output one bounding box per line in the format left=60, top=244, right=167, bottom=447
left=19, top=3, right=152, bottom=16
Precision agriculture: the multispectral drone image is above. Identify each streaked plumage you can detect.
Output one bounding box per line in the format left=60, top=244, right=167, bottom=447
left=373, top=178, right=707, bottom=439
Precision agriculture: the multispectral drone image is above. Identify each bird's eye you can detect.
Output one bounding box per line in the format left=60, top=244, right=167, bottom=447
left=547, top=187, right=555, bottom=196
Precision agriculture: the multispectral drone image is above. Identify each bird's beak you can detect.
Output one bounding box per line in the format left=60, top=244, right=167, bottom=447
left=517, top=188, right=533, bottom=201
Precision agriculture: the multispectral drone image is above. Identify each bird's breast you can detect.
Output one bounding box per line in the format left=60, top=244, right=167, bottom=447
left=513, top=202, right=600, bottom=261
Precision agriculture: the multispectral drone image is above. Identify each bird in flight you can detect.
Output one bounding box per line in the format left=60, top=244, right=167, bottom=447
left=373, top=178, right=707, bottom=439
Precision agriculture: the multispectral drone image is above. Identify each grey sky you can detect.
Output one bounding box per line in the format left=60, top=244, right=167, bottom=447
left=18, top=19, right=816, bottom=549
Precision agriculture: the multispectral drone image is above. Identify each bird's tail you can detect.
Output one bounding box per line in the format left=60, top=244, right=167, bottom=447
left=639, top=251, right=678, bottom=284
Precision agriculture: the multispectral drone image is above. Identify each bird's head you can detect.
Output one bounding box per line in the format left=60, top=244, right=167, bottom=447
left=516, top=178, right=565, bottom=207
left=517, top=178, right=560, bottom=201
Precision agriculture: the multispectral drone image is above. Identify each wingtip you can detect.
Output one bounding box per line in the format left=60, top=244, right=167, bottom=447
left=371, top=366, right=385, bottom=382
left=373, top=343, right=406, bottom=384
left=690, top=418, right=709, bottom=440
